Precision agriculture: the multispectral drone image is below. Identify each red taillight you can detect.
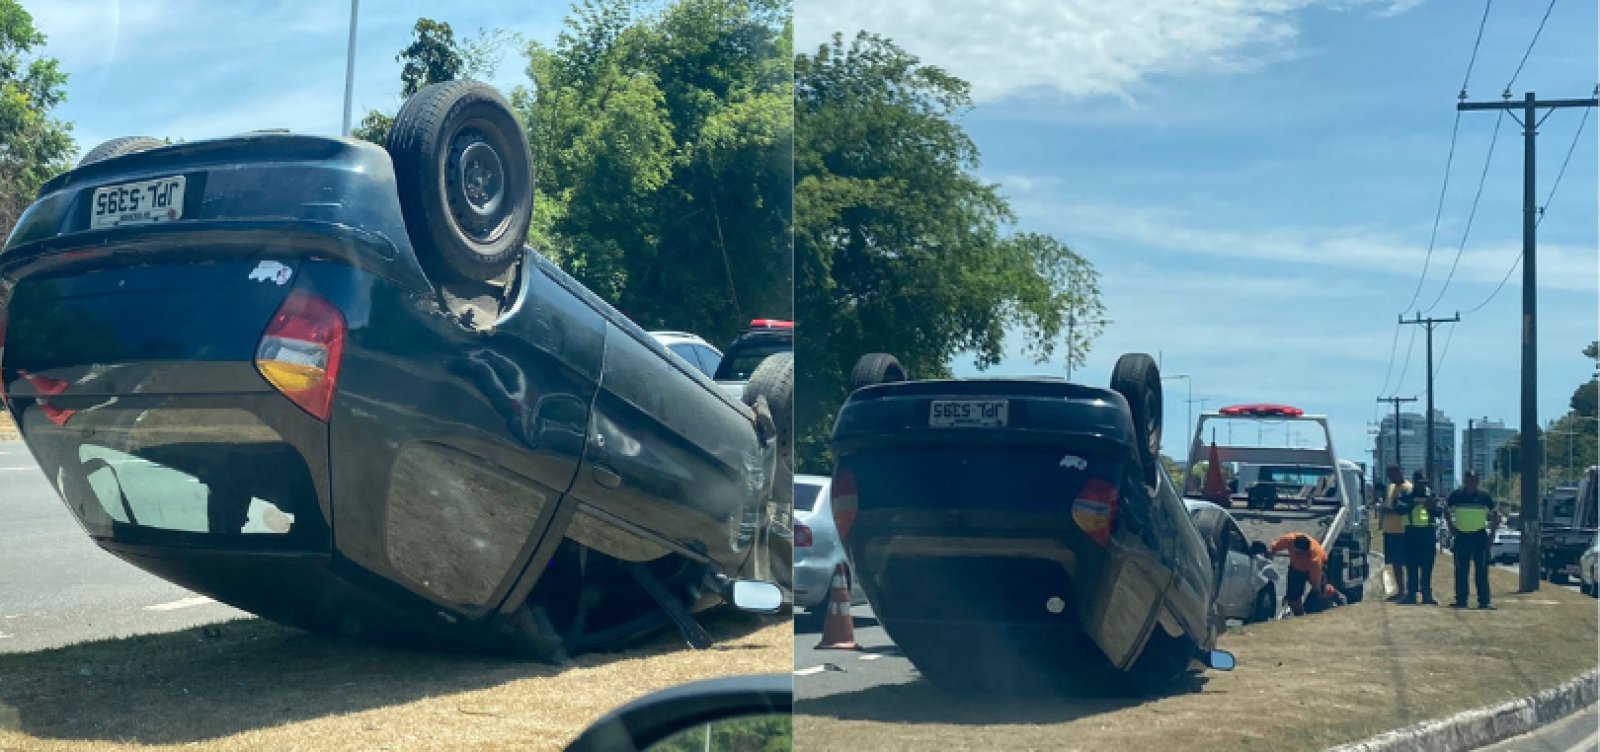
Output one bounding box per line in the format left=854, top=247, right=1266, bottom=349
left=255, top=291, right=346, bottom=422
left=1072, top=477, right=1120, bottom=547
left=831, top=469, right=858, bottom=542
left=795, top=522, right=813, bottom=549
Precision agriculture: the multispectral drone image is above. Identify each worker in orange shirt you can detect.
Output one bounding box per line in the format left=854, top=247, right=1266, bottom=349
left=1269, top=531, right=1328, bottom=616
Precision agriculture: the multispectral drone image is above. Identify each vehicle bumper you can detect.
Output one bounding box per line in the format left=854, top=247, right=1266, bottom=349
left=792, top=553, right=837, bottom=609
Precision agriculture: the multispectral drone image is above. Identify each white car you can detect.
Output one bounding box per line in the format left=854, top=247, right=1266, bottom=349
left=793, top=474, right=866, bottom=630
left=1580, top=531, right=1599, bottom=597
left=1491, top=527, right=1521, bottom=564
left=647, top=331, right=723, bottom=379
left=1185, top=499, right=1281, bottom=624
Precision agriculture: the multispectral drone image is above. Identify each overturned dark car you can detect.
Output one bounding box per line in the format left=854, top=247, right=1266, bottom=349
left=827, top=353, right=1233, bottom=693
left=0, top=81, right=791, bottom=659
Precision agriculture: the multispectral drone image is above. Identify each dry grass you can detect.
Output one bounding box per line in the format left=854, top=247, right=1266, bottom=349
left=794, top=557, right=1599, bottom=752
left=0, top=413, right=17, bottom=441
left=0, top=611, right=790, bottom=751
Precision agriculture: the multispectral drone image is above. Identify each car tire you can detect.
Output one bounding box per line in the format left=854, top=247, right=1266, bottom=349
left=77, top=136, right=165, bottom=169
left=1550, top=570, right=1571, bottom=585
left=1110, top=353, right=1163, bottom=487
left=848, top=353, right=907, bottom=393
left=743, top=351, right=794, bottom=590
left=1250, top=585, right=1276, bottom=623
left=387, top=80, right=533, bottom=284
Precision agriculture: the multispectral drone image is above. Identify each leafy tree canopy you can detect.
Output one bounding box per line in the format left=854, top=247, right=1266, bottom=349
left=794, top=32, right=1104, bottom=471
left=0, top=0, right=73, bottom=237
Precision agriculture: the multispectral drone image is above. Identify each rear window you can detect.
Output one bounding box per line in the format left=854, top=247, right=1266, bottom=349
left=795, top=481, right=824, bottom=512
left=714, top=337, right=790, bottom=381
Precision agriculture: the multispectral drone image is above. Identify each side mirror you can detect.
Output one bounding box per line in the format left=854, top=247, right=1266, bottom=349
left=564, top=675, right=792, bottom=752
left=730, top=580, right=784, bottom=614
left=1205, top=650, right=1236, bottom=671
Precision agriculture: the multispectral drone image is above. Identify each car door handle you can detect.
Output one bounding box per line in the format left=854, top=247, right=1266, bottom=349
left=592, top=463, right=622, bottom=489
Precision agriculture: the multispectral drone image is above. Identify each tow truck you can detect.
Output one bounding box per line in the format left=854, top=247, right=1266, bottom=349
left=1182, top=404, right=1370, bottom=605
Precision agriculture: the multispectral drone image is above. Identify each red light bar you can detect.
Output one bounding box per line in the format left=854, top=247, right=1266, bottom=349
left=1219, top=403, right=1304, bottom=417
left=749, top=319, right=793, bottom=330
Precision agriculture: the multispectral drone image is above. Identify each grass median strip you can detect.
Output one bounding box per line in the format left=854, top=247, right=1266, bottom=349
left=794, top=557, right=1597, bottom=751
left=0, top=611, right=789, bottom=751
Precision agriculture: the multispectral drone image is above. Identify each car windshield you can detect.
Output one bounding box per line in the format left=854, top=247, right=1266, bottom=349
left=714, top=339, right=790, bottom=381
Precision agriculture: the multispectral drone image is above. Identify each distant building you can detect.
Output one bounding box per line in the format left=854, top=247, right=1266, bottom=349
left=1462, top=417, right=1516, bottom=480
left=1373, top=409, right=1457, bottom=491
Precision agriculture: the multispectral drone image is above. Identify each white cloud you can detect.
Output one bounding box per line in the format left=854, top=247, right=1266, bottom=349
left=796, top=0, right=1421, bottom=103
left=1011, top=198, right=1597, bottom=296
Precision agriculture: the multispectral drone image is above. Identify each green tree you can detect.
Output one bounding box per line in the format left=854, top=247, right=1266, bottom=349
left=514, top=0, right=792, bottom=336
left=0, top=0, right=73, bottom=237
left=1571, top=340, right=1597, bottom=419
left=352, top=21, right=521, bottom=145
left=794, top=32, right=1103, bottom=472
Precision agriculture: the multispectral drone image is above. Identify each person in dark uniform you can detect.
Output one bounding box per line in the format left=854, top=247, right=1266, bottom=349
left=1398, top=471, right=1438, bottom=604
left=1446, top=471, right=1498, bottom=609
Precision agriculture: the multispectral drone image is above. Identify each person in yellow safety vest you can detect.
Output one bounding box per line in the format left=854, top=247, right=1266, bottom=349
left=1446, top=471, right=1499, bottom=609
left=1380, top=466, right=1412, bottom=602
left=1396, top=471, right=1438, bottom=605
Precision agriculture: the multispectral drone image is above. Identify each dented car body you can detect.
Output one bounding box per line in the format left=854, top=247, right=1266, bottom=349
left=0, top=134, right=786, bottom=655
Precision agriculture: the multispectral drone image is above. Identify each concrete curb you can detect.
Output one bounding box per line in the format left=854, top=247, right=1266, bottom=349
left=1326, top=669, right=1599, bottom=752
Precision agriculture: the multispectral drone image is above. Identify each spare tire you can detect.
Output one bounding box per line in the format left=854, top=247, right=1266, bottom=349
left=743, top=351, right=794, bottom=590
left=77, top=136, right=165, bottom=168
left=849, top=353, right=907, bottom=393
left=1110, top=353, right=1163, bottom=487
left=388, top=80, right=533, bottom=283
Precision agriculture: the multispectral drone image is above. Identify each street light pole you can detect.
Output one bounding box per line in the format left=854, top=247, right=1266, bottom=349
left=1065, top=310, right=1112, bottom=382
left=342, top=0, right=361, bottom=137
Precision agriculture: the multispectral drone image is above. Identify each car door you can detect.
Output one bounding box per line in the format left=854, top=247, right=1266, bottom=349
left=1220, top=521, right=1256, bottom=619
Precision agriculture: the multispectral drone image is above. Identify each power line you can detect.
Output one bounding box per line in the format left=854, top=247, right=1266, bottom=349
left=1463, top=252, right=1520, bottom=314
left=1394, top=325, right=1420, bottom=393
left=1537, top=105, right=1591, bottom=227
left=1424, top=111, right=1505, bottom=311
left=1432, top=322, right=1457, bottom=379
left=1374, top=323, right=1403, bottom=421
left=1401, top=110, right=1463, bottom=313
left=1504, top=0, right=1559, bottom=94
left=1461, top=0, right=1494, bottom=96
left=1457, top=105, right=1590, bottom=315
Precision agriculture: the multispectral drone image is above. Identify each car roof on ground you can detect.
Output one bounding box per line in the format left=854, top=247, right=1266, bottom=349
left=1183, top=499, right=1229, bottom=515
left=796, top=474, right=828, bottom=486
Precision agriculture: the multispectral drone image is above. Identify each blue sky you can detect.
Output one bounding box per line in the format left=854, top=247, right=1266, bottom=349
left=799, top=0, right=1598, bottom=477
left=27, top=1, right=569, bottom=153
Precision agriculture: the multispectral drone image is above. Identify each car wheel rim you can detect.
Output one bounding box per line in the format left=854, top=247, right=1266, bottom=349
left=444, top=123, right=516, bottom=250
left=458, top=141, right=504, bottom=218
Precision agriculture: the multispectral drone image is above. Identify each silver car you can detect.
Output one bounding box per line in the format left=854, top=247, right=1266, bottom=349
left=1491, top=527, right=1521, bottom=564
left=1185, top=499, right=1280, bottom=624
left=794, top=474, right=866, bottom=630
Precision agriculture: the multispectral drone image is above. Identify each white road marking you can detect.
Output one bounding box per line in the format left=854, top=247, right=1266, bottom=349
left=0, top=467, right=35, bottom=471
left=143, top=596, right=215, bottom=612
left=1564, top=730, right=1598, bottom=752
left=793, top=665, right=827, bottom=676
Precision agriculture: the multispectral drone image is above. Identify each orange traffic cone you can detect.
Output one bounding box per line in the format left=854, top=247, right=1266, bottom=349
left=814, top=563, right=860, bottom=650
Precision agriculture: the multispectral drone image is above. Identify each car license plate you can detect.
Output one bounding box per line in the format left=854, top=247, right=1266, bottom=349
left=929, top=399, right=1007, bottom=428
left=90, top=176, right=185, bottom=230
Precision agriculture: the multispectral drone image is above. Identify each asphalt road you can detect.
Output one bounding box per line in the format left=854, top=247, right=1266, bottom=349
left=1474, top=705, right=1599, bottom=752
left=0, top=440, right=247, bottom=653
left=1495, top=561, right=1585, bottom=597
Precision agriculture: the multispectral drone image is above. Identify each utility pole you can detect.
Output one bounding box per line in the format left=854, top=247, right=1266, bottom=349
left=1377, top=396, right=1419, bottom=473
left=1064, top=311, right=1112, bottom=382
left=1460, top=90, right=1599, bottom=593
left=1400, top=312, right=1459, bottom=488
